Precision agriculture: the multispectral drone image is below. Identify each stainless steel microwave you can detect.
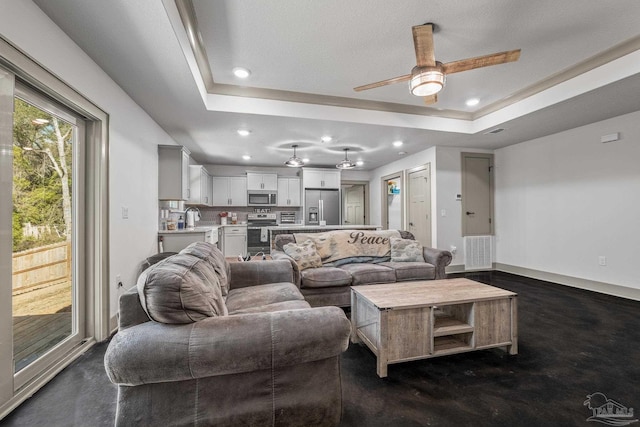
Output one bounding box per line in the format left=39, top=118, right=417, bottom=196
left=247, top=191, right=277, bottom=206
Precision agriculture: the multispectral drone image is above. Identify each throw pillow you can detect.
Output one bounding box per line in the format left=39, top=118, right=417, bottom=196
left=283, top=239, right=322, bottom=270
left=137, top=253, right=228, bottom=324
left=390, top=237, right=425, bottom=262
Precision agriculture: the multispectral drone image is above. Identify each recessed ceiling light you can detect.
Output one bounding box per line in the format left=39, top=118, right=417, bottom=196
left=356, top=160, right=364, bottom=166
left=232, top=67, right=251, bottom=78
left=465, top=98, right=480, bottom=107
left=398, top=151, right=407, bottom=156
left=321, top=135, right=332, bottom=143
left=237, top=129, right=251, bottom=137
left=393, top=140, right=404, bottom=147
left=242, top=155, right=251, bottom=160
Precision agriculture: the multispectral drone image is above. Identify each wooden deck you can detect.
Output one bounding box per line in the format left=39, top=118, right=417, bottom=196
left=12, top=280, right=72, bottom=372
left=13, top=312, right=72, bottom=372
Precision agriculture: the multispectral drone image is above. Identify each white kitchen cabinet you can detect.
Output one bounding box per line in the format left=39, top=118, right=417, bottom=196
left=188, top=165, right=212, bottom=206
left=220, top=225, right=247, bottom=257
left=303, top=168, right=341, bottom=189
left=158, top=145, right=191, bottom=200
left=247, top=172, right=278, bottom=191
left=277, top=177, right=301, bottom=207
left=212, top=176, right=247, bottom=206
left=158, top=227, right=219, bottom=252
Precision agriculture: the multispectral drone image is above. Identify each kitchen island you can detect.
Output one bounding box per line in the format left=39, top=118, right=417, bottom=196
left=158, top=225, right=219, bottom=252
left=268, top=225, right=381, bottom=250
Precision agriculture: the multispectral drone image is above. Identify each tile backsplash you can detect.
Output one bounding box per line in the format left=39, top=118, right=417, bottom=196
left=200, top=207, right=302, bottom=224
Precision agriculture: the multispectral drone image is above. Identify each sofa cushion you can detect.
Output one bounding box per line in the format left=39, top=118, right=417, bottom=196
left=283, top=239, right=322, bottom=271
left=379, top=261, right=436, bottom=281
left=300, top=266, right=352, bottom=289
left=180, top=241, right=230, bottom=295
left=390, top=237, right=425, bottom=262
left=337, top=263, right=396, bottom=286
left=225, top=282, right=305, bottom=313
left=137, top=253, right=228, bottom=324
left=228, top=299, right=311, bottom=315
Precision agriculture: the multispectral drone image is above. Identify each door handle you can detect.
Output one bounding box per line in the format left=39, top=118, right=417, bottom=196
left=466, top=211, right=475, bottom=215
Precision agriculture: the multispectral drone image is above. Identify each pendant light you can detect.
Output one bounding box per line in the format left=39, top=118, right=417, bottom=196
left=336, top=148, right=356, bottom=170
left=284, top=144, right=304, bottom=167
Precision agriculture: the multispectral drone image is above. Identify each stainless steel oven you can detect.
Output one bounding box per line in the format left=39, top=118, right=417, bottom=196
left=247, top=213, right=277, bottom=254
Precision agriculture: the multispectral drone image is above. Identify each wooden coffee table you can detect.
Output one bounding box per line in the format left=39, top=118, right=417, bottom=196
left=350, top=278, right=517, bottom=378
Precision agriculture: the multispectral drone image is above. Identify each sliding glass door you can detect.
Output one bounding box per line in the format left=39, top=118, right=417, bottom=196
left=0, top=67, right=85, bottom=393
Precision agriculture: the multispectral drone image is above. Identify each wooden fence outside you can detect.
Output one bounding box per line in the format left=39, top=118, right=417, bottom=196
left=12, top=241, right=71, bottom=295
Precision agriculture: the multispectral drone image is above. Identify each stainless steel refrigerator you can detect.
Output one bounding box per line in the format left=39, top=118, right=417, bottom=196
left=305, top=189, right=340, bottom=225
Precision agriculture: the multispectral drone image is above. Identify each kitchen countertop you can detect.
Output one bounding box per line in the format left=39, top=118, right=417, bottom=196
left=268, top=224, right=381, bottom=231
left=158, top=225, right=219, bottom=234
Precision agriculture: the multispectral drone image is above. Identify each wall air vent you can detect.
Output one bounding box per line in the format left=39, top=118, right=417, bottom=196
left=484, top=128, right=505, bottom=135
left=464, top=236, right=493, bottom=270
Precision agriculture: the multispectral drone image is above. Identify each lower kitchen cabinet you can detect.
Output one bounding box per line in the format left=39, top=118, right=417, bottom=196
left=219, top=225, right=247, bottom=257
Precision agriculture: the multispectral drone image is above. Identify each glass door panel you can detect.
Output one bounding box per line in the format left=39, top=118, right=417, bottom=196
left=10, top=86, right=83, bottom=386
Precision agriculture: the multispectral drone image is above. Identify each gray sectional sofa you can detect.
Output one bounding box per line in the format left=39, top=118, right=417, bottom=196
left=271, top=230, right=452, bottom=307
left=104, top=242, right=351, bottom=427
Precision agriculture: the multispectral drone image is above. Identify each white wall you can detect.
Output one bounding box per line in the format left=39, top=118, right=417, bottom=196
left=1, top=2, right=177, bottom=319
left=495, top=110, right=640, bottom=290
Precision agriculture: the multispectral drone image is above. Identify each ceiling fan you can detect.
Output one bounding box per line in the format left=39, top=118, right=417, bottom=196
left=354, top=23, right=521, bottom=105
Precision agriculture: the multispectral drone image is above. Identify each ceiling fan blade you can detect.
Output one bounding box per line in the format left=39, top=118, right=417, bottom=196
left=442, top=49, right=521, bottom=74
left=423, top=94, right=438, bottom=105
left=412, top=24, right=436, bottom=67
left=353, top=74, right=411, bottom=92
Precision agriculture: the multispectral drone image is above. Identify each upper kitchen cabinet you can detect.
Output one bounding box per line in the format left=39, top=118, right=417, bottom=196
left=277, top=177, right=301, bottom=207
left=303, top=168, right=341, bottom=189
left=188, top=165, right=212, bottom=206
left=246, top=172, right=278, bottom=191
left=158, top=145, right=191, bottom=200
left=212, top=176, right=248, bottom=206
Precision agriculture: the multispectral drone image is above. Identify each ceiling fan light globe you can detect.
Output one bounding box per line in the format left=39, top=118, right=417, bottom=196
left=410, top=67, right=445, bottom=97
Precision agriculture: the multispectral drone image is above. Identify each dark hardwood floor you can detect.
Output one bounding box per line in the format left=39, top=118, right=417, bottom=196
left=3, top=271, right=639, bottom=426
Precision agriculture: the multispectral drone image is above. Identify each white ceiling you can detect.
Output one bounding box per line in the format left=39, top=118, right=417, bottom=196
left=34, top=0, right=640, bottom=170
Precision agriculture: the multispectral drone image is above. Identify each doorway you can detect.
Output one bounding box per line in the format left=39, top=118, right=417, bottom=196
left=461, top=152, right=494, bottom=236
left=0, top=42, right=108, bottom=417
left=407, top=164, right=431, bottom=246
left=341, top=181, right=368, bottom=225
left=381, top=172, right=404, bottom=230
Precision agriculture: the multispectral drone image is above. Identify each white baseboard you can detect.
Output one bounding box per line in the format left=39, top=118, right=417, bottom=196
left=445, top=263, right=640, bottom=302
left=495, top=263, right=640, bottom=302
left=445, top=264, right=466, bottom=273
left=109, top=314, right=118, bottom=334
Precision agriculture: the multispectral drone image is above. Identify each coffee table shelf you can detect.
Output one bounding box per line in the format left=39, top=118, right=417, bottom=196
left=433, top=334, right=473, bottom=354
left=350, top=279, right=518, bottom=378
left=433, top=315, right=474, bottom=337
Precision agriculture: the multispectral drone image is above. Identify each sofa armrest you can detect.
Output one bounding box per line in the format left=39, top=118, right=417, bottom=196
left=228, top=259, right=294, bottom=289
left=270, top=249, right=301, bottom=288
left=423, top=247, right=453, bottom=279
left=104, top=306, right=351, bottom=386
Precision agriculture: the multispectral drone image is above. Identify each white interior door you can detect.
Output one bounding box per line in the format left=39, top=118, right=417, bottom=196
left=343, top=184, right=365, bottom=225
left=407, top=165, right=431, bottom=247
